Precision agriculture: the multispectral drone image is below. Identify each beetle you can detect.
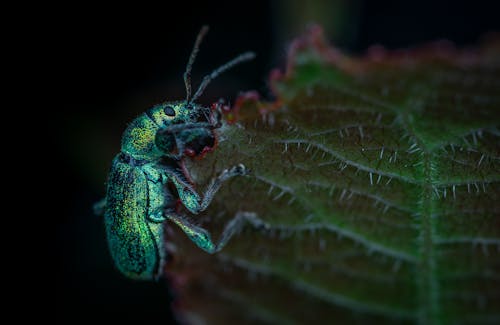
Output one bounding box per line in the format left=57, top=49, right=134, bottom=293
left=94, top=26, right=263, bottom=280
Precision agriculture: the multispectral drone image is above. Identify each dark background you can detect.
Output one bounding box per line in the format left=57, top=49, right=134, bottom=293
left=56, top=1, right=500, bottom=323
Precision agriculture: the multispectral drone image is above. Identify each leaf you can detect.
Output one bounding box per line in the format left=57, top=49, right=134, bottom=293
left=165, top=25, right=500, bottom=324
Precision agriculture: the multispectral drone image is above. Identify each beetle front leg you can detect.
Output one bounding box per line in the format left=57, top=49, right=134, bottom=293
left=171, top=164, right=249, bottom=214
left=167, top=211, right=266, bottom=253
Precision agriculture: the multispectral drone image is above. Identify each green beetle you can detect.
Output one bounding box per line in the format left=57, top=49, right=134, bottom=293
left=94, top=26, right=262, bottom=280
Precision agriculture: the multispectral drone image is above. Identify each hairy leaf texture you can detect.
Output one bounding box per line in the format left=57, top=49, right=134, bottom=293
left=166, top=25, right=500, bottom=325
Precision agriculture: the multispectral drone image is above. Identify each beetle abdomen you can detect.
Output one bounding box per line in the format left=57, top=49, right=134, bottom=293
left=104, top=157, right=162, bottom=280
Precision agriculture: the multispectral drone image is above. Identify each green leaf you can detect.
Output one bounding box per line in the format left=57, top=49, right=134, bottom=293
left=167, top=26, right=500, bottom=324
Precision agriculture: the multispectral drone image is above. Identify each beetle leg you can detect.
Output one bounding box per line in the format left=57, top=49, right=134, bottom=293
left=93, top=198, right=106, bottom=216
left=170, top=164, right=250, bottom=214
left=199, top=164, right=249, bottom=211
left=147, top=210, right=166, bottom=223
left=213, top=212, right=268, bottom=252
left=166, top=211, right=266, bottom=253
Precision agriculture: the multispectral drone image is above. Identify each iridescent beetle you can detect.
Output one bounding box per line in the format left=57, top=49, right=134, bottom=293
left=94, top=26, right=262, bottom=280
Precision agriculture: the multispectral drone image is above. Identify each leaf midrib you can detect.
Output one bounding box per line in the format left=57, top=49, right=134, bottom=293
left=418, top=151, right=439, bottom=324
left=401, top=111, right=439, bottom=324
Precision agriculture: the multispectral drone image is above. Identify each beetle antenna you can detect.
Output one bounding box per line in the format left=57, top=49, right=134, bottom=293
left=184, top=25, right=209, bottom=103
left=191, top=51, right=255, bottom=103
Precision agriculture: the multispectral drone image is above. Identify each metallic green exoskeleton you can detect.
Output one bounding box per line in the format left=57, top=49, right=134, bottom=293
left=94, top=26, right=262, bottom=280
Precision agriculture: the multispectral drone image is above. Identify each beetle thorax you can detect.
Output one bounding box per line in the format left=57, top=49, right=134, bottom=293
left=120, top=113, right=163, bottom=161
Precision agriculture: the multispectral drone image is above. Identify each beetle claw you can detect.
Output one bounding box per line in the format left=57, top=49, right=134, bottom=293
left=231, top=163, right=250, bottom=176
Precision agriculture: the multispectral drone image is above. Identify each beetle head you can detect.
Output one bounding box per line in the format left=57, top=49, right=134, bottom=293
left=153, top=25, right=254, bottom=161
left=153, top=101, right=220, bottom=160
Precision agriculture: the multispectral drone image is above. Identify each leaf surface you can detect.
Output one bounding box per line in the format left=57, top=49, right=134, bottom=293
left=166, top=26, right=500, bottom=324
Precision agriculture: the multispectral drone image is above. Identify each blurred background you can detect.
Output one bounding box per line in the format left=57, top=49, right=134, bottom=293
left=56, top=0, right=500, bottom=323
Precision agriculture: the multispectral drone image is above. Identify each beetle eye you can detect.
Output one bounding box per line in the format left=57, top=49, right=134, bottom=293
left=163, top=106, right=176, bottom=117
